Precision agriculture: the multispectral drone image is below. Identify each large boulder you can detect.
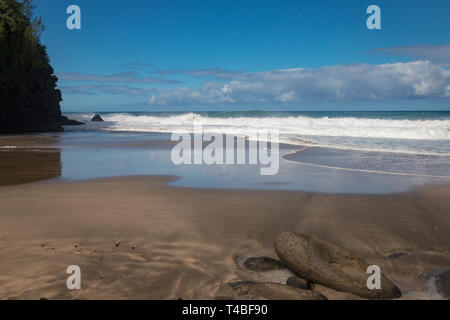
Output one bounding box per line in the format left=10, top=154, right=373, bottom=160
left=274, top=232, right=401, bottom=299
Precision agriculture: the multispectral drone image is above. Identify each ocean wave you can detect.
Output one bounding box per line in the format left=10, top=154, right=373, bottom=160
left=69, top=112, right=450, bottom=155
left=98, top=112, right=450, bottom=140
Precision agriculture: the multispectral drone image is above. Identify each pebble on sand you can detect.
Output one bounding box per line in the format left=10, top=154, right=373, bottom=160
left=243, top=257, right=285, bottom=272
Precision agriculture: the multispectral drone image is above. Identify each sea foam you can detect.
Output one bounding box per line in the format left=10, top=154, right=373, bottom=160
left=70, top=112, right=450, bottom=156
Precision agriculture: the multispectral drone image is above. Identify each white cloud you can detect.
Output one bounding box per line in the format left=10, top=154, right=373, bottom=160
left=371, top=44, right=450, bottom=65
left=148, top=61, right=450, bottom=106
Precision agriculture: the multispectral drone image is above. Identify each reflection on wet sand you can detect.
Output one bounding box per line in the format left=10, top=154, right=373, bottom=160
left=0, top=135, right=62, bottom=186
left=0, top=149, right=61, bottom=186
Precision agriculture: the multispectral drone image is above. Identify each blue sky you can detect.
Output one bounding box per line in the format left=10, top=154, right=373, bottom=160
left=33, top=0, right=450, bottom=111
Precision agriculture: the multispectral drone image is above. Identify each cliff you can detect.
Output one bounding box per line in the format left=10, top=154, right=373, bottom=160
left=0, top=0, right=65, bottom=133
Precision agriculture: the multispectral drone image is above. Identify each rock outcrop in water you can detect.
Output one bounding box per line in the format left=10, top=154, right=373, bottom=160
left=60, top=115, right=84, bottom=126
left=91, top=114, right=104, bottom=122
left=0, top=0, right=77, bottom=133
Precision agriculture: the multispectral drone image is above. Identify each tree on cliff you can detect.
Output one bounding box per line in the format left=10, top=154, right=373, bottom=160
left=0, top=0, right=63, bottom=133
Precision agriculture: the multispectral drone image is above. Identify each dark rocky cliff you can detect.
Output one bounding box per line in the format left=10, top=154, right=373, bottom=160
left=0, top=0, right=65, bottom=133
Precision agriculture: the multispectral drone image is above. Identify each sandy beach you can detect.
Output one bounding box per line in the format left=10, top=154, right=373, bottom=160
left=0, top=169, right=449, bottom=300
left=1, top=0, right=449, bottom=305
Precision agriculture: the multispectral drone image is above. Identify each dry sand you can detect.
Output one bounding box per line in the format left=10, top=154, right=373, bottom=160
left=0, top=174, right=449, bottom=300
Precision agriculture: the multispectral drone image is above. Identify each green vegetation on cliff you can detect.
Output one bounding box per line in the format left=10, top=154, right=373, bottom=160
left=0, top=0, right=63, bottom=133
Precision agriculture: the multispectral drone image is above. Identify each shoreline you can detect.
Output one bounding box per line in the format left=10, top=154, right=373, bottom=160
left=2, top=138, right=449, bottom=194
left=283, top=149, right=450, bottom=180
left=1, top=149, right=449, bottom=195
left=15, top=170, right=450, bottom=197
left=0, top=175, right=449, bottom=300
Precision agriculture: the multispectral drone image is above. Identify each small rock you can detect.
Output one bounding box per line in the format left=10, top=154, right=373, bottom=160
left=227, top=281, right=257, bottom=295
left=91, top=114, right=104, bottom=122
left=275, top=232, right=401, bottom=299
left=420, top=248, right=437, bottom=253
left=248, top=283, right=327, bottom=300
left=233, top=255, right=247, bottom=268
left=386, top=252, right=407, bottom=259
left=286, top=276, right=311, bottom=290
left=243, top=257, right=285, bottom=272
left=436, top=270, right=450, bottom=299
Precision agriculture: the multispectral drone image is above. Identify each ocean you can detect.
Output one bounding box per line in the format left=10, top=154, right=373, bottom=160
left=66, top=111, right=450, bottom=156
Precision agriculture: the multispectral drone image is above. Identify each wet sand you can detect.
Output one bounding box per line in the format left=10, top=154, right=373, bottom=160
left=0, top=134, right=449, bottom=300
left=0, top=174, right=449, bottom=300
left=0, top=150, right=61, bottom=186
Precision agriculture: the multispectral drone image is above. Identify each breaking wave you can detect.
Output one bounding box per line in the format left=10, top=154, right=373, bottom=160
left=70, top=112, right=450, bottom=156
